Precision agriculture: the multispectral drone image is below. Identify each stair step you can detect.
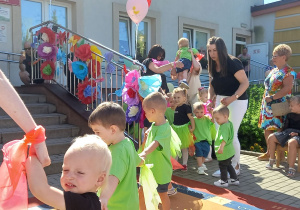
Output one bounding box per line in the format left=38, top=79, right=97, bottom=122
left=19, top=94, right=46, bottom=104
left=0, top=137, right=73, bottom=160
left=0, top=103, right=56, bottom=116
left=0, top=113, right=67, bottom=128
left=44, top=154, right=64, bottom=175
left=0, top=124, right=80, bottom=144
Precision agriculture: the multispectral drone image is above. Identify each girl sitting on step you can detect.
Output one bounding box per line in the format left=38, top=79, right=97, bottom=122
left=266, top=95, right=300, bottom=177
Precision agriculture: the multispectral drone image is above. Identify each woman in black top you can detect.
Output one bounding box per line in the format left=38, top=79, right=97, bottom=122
left=142, top=44, right=183, bottom=94
left=207, top=36, right=249, bottom=177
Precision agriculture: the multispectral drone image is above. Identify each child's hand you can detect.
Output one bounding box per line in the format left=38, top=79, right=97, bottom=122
left=100, top=198, right=108, bottom=210
left=189, top=127, right=194, bottom=133
left=290, top=132, right=298, bottom=137
left=188, top=49, right=194, bottom=55
left=139, top=151, right=147, bottom=160
left=33, top=142, right=51, bottom=167
left=217, top=148, right=223, bottom=154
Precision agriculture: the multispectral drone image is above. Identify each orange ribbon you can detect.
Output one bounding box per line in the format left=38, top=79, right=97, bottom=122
left=0, top=126, right=46, bottom=210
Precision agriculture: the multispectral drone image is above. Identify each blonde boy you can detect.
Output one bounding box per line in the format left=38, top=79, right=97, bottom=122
left=89, top=102, right=142, bottom=210
left=26, top=135, right=112, bottom=210
left=213, top=106, right=239, bottom=188
left=139, top=92, right=172, bottom=210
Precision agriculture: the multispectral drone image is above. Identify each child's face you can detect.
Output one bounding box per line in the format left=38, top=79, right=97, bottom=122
left=213, top=112, right=228, bottom=125
left=199, top=93, right=208, bottom=103
left=173, top=92, right=186, bottom=106
left=90, top=123, right=113, bottom=145
left=168, top=97, right=176, bottom=109
left=194, top=108, right=205, bottom=119
left=289, top=100, right=300, bottom=113
left=61, top=150, right=103, bottom=194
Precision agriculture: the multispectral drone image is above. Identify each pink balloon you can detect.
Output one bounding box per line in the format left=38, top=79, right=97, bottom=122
left=126, top=0, right=149, bottom=24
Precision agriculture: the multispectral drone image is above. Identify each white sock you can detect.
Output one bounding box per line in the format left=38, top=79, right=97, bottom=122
left=182, top=148, right=188, bottom=165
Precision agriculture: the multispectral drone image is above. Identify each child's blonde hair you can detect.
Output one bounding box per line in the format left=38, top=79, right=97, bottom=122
left=178, top=38, right=189, bottom=48
left=198, top=87, right=208, bottom=97
left=68, top=134, right=112, bottom=188
left=88, top=102, right=126, bottom=131
left=143, top=92, right=167, bottom=112
left=213, top=105, right=229, bottom=117
left=193, top=102, right=205, bottom=111
left=290, top=95, right=300, bottom=104
left=173, top=87, right=188, bottom=98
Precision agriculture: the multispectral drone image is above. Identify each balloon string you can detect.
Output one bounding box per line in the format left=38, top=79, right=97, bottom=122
left=135, top=23, right=139, bottom=60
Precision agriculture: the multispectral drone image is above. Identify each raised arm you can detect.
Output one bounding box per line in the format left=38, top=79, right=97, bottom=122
left=99, top=175, right=119, bottom=210
left=0, top=69, right=50, bottom=167
left=26, top=156, right=66, bottom=210
left=148, top=61, right=183, bottom=74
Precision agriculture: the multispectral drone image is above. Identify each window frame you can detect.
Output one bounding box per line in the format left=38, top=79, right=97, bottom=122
left=131, top=18, right=151, bottom=59
left=119, top=16, right=132, bottom=56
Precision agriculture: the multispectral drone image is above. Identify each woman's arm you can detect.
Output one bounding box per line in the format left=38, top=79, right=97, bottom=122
left=208, top=76, right=216, bottom=101
left=221, top=69, right=249, bottom=106
left=265, top=75, right=294, bottom=103
left=148, top=61, right=183, bottom=74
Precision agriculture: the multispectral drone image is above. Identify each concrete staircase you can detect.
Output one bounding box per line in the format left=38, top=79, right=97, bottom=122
left=0, top=93, right=80, bottom=175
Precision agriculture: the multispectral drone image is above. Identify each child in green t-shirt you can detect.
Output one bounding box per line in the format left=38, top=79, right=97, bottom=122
left=192, top=102, right=214, bottom=175
left=89, top=102, right=143, bottom=210
left=139, top=92, right=172, bottom=210
left=175, top=37, right=199, bottom=89
left=213, top=106, right=239, bottom=188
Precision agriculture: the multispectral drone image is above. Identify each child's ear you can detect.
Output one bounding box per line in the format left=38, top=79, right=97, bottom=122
left=110, top=125, right=119, bottom=134
left=96, top=172, right=106, bottom=188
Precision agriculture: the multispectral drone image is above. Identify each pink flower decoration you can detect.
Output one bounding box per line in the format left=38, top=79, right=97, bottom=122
left=75, top=44, right=92, bottom=61
left=125, top=70, right=140, bottom=90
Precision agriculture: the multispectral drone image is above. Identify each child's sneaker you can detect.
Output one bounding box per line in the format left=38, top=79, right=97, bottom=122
left=179, top=81, right=189, bottom=89
left=181, top=165, right=188, bottom=172
left=197, top=167, right=205, bottom=175
left=214, top=179, right=228, bottom=187
left=228, top=178, right=240, bottom=186
left=204, top=158, right=212, bottom=162
left=201, top=163, right=208, bottom=170
left=167, top=187, right=177, bottom=196
left=266, top=158, right=275, bottom=170
left=212, top=169, right=230, bottom=178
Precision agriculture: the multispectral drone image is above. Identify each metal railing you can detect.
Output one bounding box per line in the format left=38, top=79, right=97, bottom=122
left=0, top=51, right=21, bottom=80
left=29, top=21, right=145, bottom=110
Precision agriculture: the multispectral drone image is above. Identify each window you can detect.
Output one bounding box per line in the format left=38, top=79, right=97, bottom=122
left=119, top=17, right=151, bottom=62
left=21, top=0, right=71, bottom=44
left=236, top=36, right=247, bottom=57
left=183, top=29, right=192, bottom=45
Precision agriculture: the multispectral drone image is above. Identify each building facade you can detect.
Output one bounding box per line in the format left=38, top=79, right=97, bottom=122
left=1, top=0, right=263, bottom=86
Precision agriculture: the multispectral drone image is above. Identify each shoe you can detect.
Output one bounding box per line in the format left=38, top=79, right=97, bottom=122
left=204, top=158, right=212, bottom=163
left=202, top=164, right=208, bottom=170
left=212, top=170, right=230, bottom=178
left=258, top=153, right=270, bottom=161
left=228, top=178, right=239, bottom=186
left=197, top=167, right=205, bottom=175
left=181, top=165, right=188, bottom=172
left=265, top=158, right=275, bottom=169
left=214, top=180, right=228, bottom=187
left=179, top=81, right=189, bottom=89
left=167, top=187, right=177, bottom=196
left=287, top=168, right=296, bottom=178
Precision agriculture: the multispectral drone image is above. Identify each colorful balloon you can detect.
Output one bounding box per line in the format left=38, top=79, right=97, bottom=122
left=126, top=0, right=149, bottom=24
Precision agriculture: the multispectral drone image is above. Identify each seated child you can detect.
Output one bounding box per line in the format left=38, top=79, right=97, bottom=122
left=139, top=92, right=172, bottom=210
left=26, top=135, right=112, bottom=210
left=88, top=102, right=142, bottom=210
left=192, top=102, right=214, bottom=175
left=266, top=95, right=300, bottom=177
left=175, top=37, right=199, bottom=89
left=213, top=106, right=239, bottom=187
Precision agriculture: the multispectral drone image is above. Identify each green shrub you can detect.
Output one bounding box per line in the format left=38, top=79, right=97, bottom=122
left=238, top=84, right=266, bottom=151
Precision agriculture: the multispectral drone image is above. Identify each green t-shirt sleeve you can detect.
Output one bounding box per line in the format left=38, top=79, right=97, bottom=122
left=110, top=151, right=127, bottom=183
left=154, top=124, right=171, bottom=151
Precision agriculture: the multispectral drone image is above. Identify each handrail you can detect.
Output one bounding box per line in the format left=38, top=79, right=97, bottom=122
left=0, top=51, right=21, bottom=56
left=250, top=59, right=269, bottom=67
left=0, top=59, right=19, bottom=63
left=29, top=21, right=145, bottom=71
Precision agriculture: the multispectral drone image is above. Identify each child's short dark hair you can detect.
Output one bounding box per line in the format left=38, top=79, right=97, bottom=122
left=290, top=95, right=300, bottom=104
left=143, top=92, right=167, bottom=112
left=213, top=105, right=229, bottom=117
left=193, top=102, right=205, bottom=110
left=88, top=102, right=126, bottom=131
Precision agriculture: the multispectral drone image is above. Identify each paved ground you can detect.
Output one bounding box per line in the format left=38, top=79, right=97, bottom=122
left=31, top=153, right=300, bottom=209
left=173, top=153, right=300, bottom=208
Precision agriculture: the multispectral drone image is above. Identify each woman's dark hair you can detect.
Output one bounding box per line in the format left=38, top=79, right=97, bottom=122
left=207, top=36, right=229, bottom=77
left=147, top=44, right=165, bottom=61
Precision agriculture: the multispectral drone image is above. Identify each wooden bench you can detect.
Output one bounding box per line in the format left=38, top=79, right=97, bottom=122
left=276, top=145, right=300, bottom=172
